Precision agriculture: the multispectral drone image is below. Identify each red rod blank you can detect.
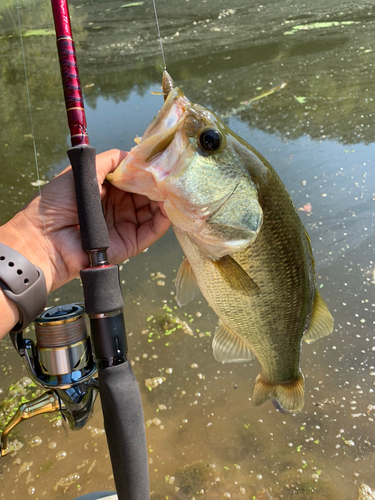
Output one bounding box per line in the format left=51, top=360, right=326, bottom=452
left=51, top=0, right=89, bottom=146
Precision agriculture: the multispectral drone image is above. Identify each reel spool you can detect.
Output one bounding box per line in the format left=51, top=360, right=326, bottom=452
left=35, top=304, right=90, bottom=376
left=17, top=303, right=98, bottom=389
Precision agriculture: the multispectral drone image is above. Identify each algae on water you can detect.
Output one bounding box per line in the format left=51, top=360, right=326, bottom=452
left=284, top=21, right=355, bottom=35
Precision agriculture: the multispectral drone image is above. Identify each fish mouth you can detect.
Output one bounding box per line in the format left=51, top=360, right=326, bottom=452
left=106, top=83, right=192, bottom=195
left=136, top=115, right=186, bottom=163
left=133, top=86, right=189, bottom=164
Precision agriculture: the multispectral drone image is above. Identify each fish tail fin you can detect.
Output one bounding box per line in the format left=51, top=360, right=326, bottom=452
left=252, top=372, right=305, bottom=413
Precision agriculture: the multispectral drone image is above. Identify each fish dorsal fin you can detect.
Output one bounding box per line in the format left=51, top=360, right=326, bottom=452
left=213, top=322, right=255, bottom=363
left=303, top=291, right=333, bottom=344
left=175, top=258, right=200, bottom=306
left=213, top=255, right=260, bottom=296
left=304, top=229, right=315, bottom=269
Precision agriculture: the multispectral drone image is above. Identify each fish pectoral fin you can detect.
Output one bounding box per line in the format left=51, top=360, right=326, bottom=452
left=175, top=258, right=200, bottom=307
left=252, top=372, right=305, bottom=413
left=213, top=322, right=255, bottom=363
left=303, top=291, right=333, bottom=344
left=213, top=255, right=260, bottom=296
left=134, top=136, right=142, bottom=144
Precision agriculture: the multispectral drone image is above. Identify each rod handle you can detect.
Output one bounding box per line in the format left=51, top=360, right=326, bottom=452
left=99, top=363, right=150, bottom=500
left=67, top=145, right=110, bottom=252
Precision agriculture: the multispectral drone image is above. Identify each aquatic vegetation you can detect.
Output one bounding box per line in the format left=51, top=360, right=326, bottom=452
left=121, top=2, right=144, bottom=7
left=284, top=21, right=355, bottom=36
left=0, top=376, right=41, bottom=429
left=22, top=29, right=55, bottom=37
left=145, top=376, right=166, bottom=390
left=150, top=304, right=194, bottom=339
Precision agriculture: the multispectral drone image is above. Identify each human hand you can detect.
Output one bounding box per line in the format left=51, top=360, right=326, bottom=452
left=0, top=149, right=170, bottom=293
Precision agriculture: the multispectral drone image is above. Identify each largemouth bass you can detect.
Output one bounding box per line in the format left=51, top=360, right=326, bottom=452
left=107, top=71, right=333, bottom=412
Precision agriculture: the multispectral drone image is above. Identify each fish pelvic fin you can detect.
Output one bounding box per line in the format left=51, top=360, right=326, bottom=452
left=213, top=322, right=255, bottom=363
left=252, top=372, right=305, bottom=413
left=303, top=291, right=333, bottom=344
left=175, top=258, right=200, bottom=307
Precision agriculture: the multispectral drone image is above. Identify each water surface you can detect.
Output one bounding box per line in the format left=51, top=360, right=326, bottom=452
left=0, top=0, right=375, bottom=498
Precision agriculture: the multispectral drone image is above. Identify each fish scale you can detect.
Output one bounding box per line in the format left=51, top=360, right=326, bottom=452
left=228, top=160, right=315, bottom=382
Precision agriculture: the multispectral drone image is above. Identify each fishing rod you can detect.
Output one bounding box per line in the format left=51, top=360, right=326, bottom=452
left=50, top=1, right=151, bottom=498
left=0, top=1, right=151, bottom=499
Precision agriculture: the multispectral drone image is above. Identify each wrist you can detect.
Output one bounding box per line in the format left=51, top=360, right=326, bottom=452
left=0, top=212, right=53, bottom=294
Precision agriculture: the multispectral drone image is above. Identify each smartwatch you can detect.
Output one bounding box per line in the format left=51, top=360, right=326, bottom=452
left=0, top=242, right=47, bottom=332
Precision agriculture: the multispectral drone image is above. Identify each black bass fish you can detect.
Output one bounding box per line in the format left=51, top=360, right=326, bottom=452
left=107, top=71, right=333, bottom=412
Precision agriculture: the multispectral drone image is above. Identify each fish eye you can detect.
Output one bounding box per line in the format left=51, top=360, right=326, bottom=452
left=199, top=128, right=222, bottom=151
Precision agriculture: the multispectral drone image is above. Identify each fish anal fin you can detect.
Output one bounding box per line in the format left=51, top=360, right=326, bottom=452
left=213, top=322, right=255, bottom=363
left=213, top=255, right=260, bottom=296
left=175, top=258, right=200, bottom=307
left=304, top=291, right=333, bottom=344
left=252, top=372, right=305, bottom=413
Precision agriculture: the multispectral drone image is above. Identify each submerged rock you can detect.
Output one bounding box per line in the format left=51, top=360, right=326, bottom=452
left=358, top=483, right=375, bottom=500
left=174, top=461, right=214, bottom=497
left=256, top=487, right=274, bottom=499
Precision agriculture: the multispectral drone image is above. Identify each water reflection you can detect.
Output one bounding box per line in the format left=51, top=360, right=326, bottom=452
left=1, top=0, right=375, bottom=498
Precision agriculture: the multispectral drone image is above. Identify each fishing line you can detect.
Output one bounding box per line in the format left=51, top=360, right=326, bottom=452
left=152, top=0, right=166, bottom=69
left=15, top=0, right=47, bottom=238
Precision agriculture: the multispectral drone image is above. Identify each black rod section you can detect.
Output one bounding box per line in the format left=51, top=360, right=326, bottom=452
left=99, top=363, right=150, bottom=500
left=67, top=145, right=109, bottom=251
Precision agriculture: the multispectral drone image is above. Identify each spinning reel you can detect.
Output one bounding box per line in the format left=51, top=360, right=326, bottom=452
left=1, top=303, right=98, bottom=457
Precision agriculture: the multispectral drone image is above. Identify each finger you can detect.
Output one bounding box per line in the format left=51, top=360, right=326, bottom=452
left=100, top=182, right=108, bottom=206
left=104, top=190, right=131, bottom=229
left=96, top=149, right=128, bottom=185
left=135, top=206, right=153, bottom=226
left=54, top=150, right=128, bottom=192
left=135, top=204, right=161, bottom=225
left=131, top=193, right=155, bottom=212
left=135, top=210, right=171, bottom=253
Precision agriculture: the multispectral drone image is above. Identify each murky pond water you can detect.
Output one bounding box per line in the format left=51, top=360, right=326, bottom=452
left=1, top=0, right=375, bottom=498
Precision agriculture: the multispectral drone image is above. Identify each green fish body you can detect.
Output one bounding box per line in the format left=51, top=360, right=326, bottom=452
left=107, top=71, right=333, bottom=412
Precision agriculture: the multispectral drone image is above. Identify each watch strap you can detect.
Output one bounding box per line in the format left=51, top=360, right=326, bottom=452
left=0, top=242, right=47, bottom=332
